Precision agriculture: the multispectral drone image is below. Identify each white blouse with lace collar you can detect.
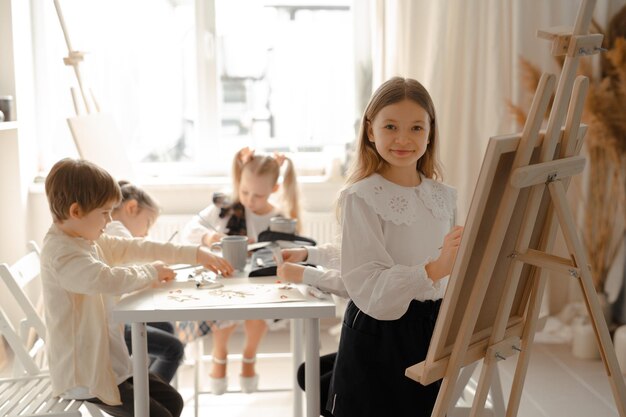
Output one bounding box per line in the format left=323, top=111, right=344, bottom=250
left=339, top=173, right=457, bottom=320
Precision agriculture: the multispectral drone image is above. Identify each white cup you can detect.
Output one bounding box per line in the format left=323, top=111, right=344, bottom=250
left=571, top=317, right=600, bottom=360
left=269, top=217, right=297, bottom=234
left=211, top=235, right=248, bottom=271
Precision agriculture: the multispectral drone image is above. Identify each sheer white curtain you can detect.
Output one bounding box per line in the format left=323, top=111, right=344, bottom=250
left=368, top=0, right=623, bottom=219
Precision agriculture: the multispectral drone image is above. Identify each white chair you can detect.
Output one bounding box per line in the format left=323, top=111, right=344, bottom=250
left=0, top=242, right=47, bottom=376
left=0, top=241, right=104, bottom=416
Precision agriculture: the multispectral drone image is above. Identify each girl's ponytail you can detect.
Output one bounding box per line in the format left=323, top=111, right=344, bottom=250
left=280, top=157, right=300, bottom=232
left=232, top=147, right=255, bottom=200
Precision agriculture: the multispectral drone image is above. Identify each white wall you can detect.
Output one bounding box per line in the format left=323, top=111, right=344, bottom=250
left=0, top=0, right=37, bottom=265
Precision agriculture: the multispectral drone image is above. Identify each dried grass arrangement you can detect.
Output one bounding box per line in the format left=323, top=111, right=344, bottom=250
left=508, top=7, right=626, bottom=293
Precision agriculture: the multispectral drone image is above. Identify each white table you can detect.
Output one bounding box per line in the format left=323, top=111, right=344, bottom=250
left=112, top=274, right=336, bottom=417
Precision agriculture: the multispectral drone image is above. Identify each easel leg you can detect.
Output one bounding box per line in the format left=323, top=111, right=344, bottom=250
left=549, top=180, right=626, bottom=417
left=490, top=362, right=506, bottom=415
left=468, top=355, right=498, bottom=417
left=451, top=363, right=478, bottom=412
left=506, top=272, right=548, bottom=417
left=449, top=361, right=505, bottom=417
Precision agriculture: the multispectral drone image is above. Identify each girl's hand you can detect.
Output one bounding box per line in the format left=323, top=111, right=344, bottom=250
left=282, top=248, right=308, bottom=263
left=277, top=262, right=305, bottom=283
left=202, top=232, right=226, bottom=246
left=197, top=246, right=234, bottom=276
left=151, top=261, right=175, bottom=286
left=426, top=226, right=464, bottom=281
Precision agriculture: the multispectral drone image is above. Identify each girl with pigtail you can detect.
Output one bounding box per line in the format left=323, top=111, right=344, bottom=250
left=182, top=147, right=300, bottom=245
left=180, top=146, right=301, bottom=395
left=228, top=146, right=301, bottom=237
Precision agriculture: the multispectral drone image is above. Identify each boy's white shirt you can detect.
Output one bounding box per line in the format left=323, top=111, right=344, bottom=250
left=340, top=173, right=457, bottom=321
left=87, top=220, right=140, bottom=398
left=40, top=223, right=198, bottom=405
left=181, top=203, right=282, bottom=244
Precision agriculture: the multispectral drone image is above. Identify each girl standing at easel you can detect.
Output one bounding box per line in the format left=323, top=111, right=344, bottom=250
left=327, top=77, right=463, bottom=417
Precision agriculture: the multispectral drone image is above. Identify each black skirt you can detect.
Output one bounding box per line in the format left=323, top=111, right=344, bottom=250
left=326, top=299, right=442, bottom=417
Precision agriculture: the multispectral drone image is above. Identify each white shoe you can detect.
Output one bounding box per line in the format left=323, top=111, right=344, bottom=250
left=210, top=375, right=228, bottom=395
left=239, top=374, right=258, bottom=393
left=240, top=356, right=258, bottom=393
left=210, top=356, right=228, bottom=395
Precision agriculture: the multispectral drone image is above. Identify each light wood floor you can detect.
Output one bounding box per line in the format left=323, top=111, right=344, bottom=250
left=166, top=324, right=624, bottom=417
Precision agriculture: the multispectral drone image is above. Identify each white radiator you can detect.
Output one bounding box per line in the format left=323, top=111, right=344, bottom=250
left=301, top=211, right=339, bottom=245
left=149, top=211, right=338, bottom=246
left=148, top=214, right=193, bottom=243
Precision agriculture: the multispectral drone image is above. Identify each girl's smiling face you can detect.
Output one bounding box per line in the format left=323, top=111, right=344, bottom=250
left=368, top=99, right=431, bottom=174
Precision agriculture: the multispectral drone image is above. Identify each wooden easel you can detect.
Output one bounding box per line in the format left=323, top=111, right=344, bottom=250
left=53, top=0, right=134, bottom=180
left=405, top=0, right=626, bottom=416
left=53, top=0, right=97, bottom=116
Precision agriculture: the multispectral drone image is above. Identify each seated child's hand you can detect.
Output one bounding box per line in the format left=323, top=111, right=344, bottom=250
left=151, top=261, right=176, bottom=286
left=281, top=248, right=308, bottom=263
left=276, top=262, right=305, bottom=283
left=203, top=232, right=226, bottom=246
left=197, top=246, right=234, bottom=276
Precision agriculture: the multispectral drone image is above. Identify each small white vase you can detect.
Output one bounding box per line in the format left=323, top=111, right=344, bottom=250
left=614, top=325, right=626, bottom=375
left=572, top=318, right=600, bottom=360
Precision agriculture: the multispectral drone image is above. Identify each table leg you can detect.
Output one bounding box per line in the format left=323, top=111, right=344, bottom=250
left=291, top=319, right=303, bottom=417
left=304, top=318, right=320, bottom=417
left=132, top=322, right=149, bottom=417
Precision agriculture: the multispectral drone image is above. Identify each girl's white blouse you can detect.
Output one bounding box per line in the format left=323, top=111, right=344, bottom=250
left=340, top=173, right=457, bottom=321
left=181, top=203, right=282, bottom=244
left=302, top=243, right=348, bottom=298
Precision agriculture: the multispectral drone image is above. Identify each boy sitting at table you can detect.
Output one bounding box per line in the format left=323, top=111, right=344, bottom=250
left=40, top=158, right=233, bottom=417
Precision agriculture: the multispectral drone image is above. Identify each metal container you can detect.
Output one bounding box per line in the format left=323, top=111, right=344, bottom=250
left=269, top=217, right=297, bottom=234
left=0, top=96, right=14, bottom=122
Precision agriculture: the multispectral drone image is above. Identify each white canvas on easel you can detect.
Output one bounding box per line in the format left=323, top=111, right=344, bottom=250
left=54, top=0, right=134, bottom=181
left=405, top=1, right=626, bottom=416
left=67, top=112, right=135, bottom=180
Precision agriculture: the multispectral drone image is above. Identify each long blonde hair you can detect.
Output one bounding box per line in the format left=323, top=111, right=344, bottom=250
left=345, top=77, right=443, bottom=187
left=232, top=148, right=300, bottom=230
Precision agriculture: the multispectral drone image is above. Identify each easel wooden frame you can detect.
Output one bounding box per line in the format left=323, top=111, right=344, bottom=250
left=405, top=1, right=626, bottom=416
left=53, top=0, right=134, bottom=180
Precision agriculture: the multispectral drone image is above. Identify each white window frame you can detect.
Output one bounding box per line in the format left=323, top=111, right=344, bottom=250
left=30, top=0, right=364, bottom=180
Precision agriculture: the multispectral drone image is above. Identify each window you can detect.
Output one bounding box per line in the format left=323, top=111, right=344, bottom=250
left=33, top=0, right=359, bottom=177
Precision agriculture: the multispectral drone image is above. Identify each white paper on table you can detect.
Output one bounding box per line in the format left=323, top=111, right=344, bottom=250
left=153, top=282, right=307, bottom=309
